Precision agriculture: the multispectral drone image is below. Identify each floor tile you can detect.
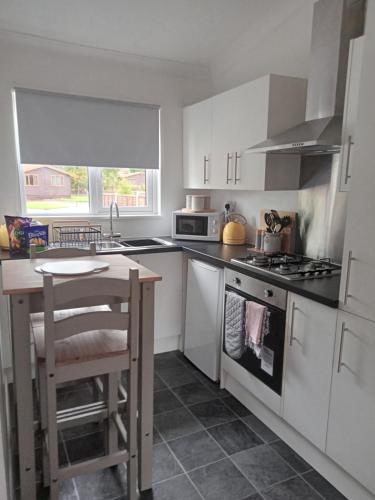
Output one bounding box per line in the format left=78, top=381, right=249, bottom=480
left=270, top=441, right=311, bottom=474
left=173, top=382, right=217, bottom=406
left=173, top=351, right=193, bottom=366
left=57, top=386, right=96, bottom=411
left=75, top=464, right=127, bottom=500
left=263, top=476, right=322, bottom=500
left=232, top=444, right=296, bottom=491
left=241, top=494, right=264, bottom=500
left=302, top=470, right=348, bottom=499
left=208, top=419, right=263, bottom=455
left=62, top=421, right=104, bottom=441
left=189, top=399, right=237, bottom=428
left=153, top=426, right=163, bottom=445
left=189, top=458, right=255, bottom=500
left=154, top=389, right=183, bottom=415
left=168, top=430, right=225, bottom=471
left=222, top=395, right=251, bottom=417
left=154, top=407, right=203, bottom=441
left=154, top=373, right=167, bottom=392
left=147, top=474, right=201, bottom=500
left=154, top=352, right=185, bottom=372
left=157, top=365, right=198, bottom=388
left=192, top=372, right=229, bottom=397
left=242, top=414, right=279, bottom=443
left=152, top=443, right=183, bottom=483
left=65, top=431, right=105, bottom=464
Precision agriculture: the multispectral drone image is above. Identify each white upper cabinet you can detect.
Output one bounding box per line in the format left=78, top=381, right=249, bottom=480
left=183, top=74, right=307, bottom=190
left=327, top=311, right=375, bottom=495
left=183, top=98, right=212, bottom=189
left=339, top=36, right=364, bottom=192
left=339, top=5, right=375, bottom=322
left=282, top=293, right=337, bottom=451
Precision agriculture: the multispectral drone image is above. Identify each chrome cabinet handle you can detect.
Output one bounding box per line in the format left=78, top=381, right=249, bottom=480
left=343, top=250, right=354, bottom=305
left=289, top=301, right=296, bottom=346
left=344, top=135, right=354, bottom=184
left=226, top=153, right=233, bottom=184
left=234, top=152, right=241, bottom=184
left=337, top=321, right=347, bottom=373
left=203, top=156, right=209, bottom=184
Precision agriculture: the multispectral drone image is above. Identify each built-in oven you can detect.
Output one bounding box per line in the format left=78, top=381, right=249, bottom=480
left=224, top=268, right=287, bottom=395
left=172, top=210, right=222, bottom=241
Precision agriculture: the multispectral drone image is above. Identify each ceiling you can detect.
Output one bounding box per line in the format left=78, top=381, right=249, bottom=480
left=0, top=0, right=315, bottom=66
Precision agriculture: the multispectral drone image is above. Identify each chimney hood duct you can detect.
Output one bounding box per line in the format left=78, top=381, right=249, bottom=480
left=248, top=0, right=365, bottom=156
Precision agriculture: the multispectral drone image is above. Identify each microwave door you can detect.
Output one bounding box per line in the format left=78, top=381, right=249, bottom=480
left=176, top=215, right=208, bottom=236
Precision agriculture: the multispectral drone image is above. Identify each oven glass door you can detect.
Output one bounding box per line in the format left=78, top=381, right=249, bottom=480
left=175, top=215, right=208, bottom=237
left=223, top=285, right=285, bottom=395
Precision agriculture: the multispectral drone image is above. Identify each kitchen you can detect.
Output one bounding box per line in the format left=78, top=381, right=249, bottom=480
left=0, top=0, right=374, bottom=499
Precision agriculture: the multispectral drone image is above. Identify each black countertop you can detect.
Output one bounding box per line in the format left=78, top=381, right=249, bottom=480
left=161, top=238, right=341, bottom=308
left=1, top=238, right=341, bottom=308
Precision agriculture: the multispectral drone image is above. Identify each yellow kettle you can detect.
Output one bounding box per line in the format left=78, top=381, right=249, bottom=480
left=0, top=224, right=9, bottom=249
left=223, top=214, right=247, bottom=245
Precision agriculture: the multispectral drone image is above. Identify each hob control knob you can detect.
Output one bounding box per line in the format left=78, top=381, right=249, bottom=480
left=264, top=289, right=273, bottom=298
left=233, top=277, right=241, bottom=285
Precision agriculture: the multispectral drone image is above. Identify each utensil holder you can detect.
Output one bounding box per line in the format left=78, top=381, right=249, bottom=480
left=263, top=232, right=282, bottom=253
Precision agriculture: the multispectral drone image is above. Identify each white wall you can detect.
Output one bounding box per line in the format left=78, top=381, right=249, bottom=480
left=210, top=1, right=314, bottom=93
left=0, top=31, right=213, bottom=236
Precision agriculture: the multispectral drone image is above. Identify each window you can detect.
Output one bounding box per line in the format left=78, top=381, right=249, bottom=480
left=21, top=165, right=156, bottom=215
left=25, top=174, right=38, bottom=186
left=51, top=175, right=64, bottom=186
left=14, top=89, right=160, bottom=217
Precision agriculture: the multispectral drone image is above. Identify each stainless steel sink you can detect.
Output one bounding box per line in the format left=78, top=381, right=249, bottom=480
left=97, top=240, right=126, bottom=250
left=120, top=237, right=175, bottom=249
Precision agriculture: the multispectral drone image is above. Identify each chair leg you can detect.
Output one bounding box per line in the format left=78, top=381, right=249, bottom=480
left=127, top=358, right=138, bottom=500
left=38, top=363, right=50, bottom=487
left=46, top=373, right=59, bottom=500
left=104, top=373, right=118, bottom=455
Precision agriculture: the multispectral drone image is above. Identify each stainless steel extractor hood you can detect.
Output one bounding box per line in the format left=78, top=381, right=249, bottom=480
left=248, top=0, right=365, bottom=156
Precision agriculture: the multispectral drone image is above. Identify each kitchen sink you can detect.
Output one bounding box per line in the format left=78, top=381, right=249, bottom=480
left=97, top=240, right=125, bottom=250
left=120, top=237, right=175, bottom=248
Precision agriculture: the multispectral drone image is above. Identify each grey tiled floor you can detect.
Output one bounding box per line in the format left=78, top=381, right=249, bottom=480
left=21, top=351, right=347, bottom=499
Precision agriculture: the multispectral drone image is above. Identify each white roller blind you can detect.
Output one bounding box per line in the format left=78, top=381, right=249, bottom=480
left=14, top=89, right=160, bottom=169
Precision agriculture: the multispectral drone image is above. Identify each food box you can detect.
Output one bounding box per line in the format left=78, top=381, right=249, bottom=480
left=25, top=225, right=49, bottom=254
left=5, top=215, right=32, bottom=258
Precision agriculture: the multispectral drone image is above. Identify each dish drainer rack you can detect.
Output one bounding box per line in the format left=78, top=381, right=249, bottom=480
left=52, top=220, right=102, bottom=248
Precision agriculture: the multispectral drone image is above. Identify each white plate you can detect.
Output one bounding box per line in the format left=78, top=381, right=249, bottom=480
left=36, top=260, right=109, bottom=276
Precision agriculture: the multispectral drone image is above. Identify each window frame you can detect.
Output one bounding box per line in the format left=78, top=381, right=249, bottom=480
left=18, top=164, right=159, bottom=217
left=50, top=174, right=64, bottom=186
left=25, top=174, right=39, bottom=186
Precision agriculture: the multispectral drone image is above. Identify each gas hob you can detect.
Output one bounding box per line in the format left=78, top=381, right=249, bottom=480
left=231, top=252, right=341, bottom=281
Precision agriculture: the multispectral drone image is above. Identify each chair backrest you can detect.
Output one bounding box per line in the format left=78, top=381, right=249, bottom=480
left=30, top=242, right=96, bottom=259
left=43, top=270, right=140, bottom=371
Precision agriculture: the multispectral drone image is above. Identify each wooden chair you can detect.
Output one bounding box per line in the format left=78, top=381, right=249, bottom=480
left=29, top=242, right=96, bottom=259
left=32, top=272, right=140, bottom=500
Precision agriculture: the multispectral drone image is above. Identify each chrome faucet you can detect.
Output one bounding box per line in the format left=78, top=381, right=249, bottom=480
left=104, top=201, right=121, bottom=239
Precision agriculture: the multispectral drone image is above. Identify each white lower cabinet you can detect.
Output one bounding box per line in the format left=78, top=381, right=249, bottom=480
left=130, top=252, right=183, bottom=352
left=282, top=293, right=337, bottom=450
left=326, top=310, right=375, bottom=495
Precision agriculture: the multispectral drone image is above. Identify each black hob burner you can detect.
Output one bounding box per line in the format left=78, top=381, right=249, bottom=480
left=231, top=252, right=341, bottom=281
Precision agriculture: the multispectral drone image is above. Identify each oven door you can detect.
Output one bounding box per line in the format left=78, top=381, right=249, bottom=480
left=174, top=214, right=208, bottom=237
left=223, top=285, right=286, bottom=395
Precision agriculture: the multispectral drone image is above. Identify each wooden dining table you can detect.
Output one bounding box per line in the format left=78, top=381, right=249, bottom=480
left=1, top=253, right=161, bottom=500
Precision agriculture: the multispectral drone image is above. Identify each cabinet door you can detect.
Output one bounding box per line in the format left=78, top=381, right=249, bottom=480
left=211, top=78, right=269, bottom=189
left=339, top=37, right=364, bottom=192
left=130, top=252, right=183, bottom=351
left=339, top=7, right=375, bottom=322
left=183, top=98, right=212, bottom=189
left=283, top=293, right=337, bottom=450
left=327, top=311, right=375, bottom=495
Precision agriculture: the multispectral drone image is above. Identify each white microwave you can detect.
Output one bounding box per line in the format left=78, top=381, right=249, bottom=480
left=172, top=210, right=222, bottom=241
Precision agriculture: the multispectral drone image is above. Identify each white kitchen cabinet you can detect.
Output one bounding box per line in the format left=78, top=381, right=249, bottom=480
left=282, top=293, right=337, bottom=450
left=326, top=310, right=375, bottom=495
left=183, top=98, right=212, bottom=189
left=183, top=74, right=306, bottom=191
left=339, top=36, right=364, bottom=191
left=211, top=74, right=305, bottom=190
left=130, top=252, right=183, bottom=353
left=184, top=259, right=223, bottom=381
left=339, top=5, right=375, bottom=323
